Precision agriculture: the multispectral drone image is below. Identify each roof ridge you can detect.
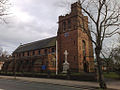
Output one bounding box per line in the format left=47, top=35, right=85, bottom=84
left=13, top=36, right=57, bottom=53
left=21, top=36, right=56, bottom=47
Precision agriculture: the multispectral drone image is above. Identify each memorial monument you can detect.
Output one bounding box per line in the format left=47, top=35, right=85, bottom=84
left=62, top=50, right=69, bottom=73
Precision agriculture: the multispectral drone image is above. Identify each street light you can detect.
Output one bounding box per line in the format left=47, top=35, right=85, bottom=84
left=14, top=55, right=16, bottom=79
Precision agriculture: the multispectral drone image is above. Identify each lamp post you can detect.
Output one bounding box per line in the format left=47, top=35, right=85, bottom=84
left=14, top=56, right=16, bottom=79
left=56, top=40, right=58, bottom=75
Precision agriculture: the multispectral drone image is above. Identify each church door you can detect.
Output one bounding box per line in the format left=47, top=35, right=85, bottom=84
left=83, top=56, right=88, bottom=72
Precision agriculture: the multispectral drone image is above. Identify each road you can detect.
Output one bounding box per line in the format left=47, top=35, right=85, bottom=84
left=0, top=78, right=98, bottom=90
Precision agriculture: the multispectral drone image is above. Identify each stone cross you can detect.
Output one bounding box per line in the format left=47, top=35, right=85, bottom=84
left=64, top=50, right=69, bottom=63
left=62, top=50, right=69, bottom=73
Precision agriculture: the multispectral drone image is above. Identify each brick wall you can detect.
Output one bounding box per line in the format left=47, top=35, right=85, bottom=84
left=57, top=2, right=94, bottom=72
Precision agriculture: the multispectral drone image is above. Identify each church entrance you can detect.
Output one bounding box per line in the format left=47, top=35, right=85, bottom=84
left=83, top=56, right=88, bottom=72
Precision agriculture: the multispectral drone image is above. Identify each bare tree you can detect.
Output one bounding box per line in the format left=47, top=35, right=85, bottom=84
left=78, top=0, right=120, bottom=89
left=0, top=0, right=9, bottom=56
left=58, top=0, right=119, bottom=88
left=0, top=0, right=9, bottom=22
left=112, top=37, right=120, bottom=65
left=101, top=45, right=115, bottom=73
left=2, top=50, right=9, bottom=57
left=0, top=47, right=3, bottom=56
left=0, top=47, right=9, bottom=60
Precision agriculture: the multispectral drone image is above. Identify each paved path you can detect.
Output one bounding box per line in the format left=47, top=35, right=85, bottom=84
left=0, top=75, right=119, bottom=90
left=0, top=79, right=85, bottom=90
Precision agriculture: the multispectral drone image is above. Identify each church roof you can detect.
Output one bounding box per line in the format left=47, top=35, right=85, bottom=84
left=14, top=36, right=56, bottom=53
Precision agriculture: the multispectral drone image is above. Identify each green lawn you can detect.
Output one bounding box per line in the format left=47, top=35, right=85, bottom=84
left=104, top=72, right=120, bottom=79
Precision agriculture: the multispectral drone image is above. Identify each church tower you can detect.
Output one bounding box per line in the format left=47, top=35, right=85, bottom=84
left=57, top=2, right=94, bottom=72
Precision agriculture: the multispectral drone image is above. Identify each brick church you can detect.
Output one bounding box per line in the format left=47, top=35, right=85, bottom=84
left=2, top=2, right=94, bottom=73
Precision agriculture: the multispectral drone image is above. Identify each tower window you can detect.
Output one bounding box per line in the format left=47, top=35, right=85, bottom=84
left=82, top=40, right=86, bottom=56
left=68, top=19, right=71, bottom=29
left=81, top=24, right=84, bottom=31
left=63, top=22, right=66, bottom=31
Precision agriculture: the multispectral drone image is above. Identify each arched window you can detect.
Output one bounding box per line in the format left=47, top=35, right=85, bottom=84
left=32, top=51, right=35, bottom=56
left=22, top=52, right=24, bottom=56
left=68, top=19, right=71, bottom=29
left=82, top=40, right=86, bottom=57
left=38, top=50, right=41, bottom=55
left=63, top=22, right=66, bottom=31
left=82, top=40, right=88, bottom=72
left=27, top=52, right=29, bottom=56
left=44, top=49, right=47, bottom=55
left=51, top=48, right=55, bottom=53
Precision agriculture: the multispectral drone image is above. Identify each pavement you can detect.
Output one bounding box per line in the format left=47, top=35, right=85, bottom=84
left=0, top=79, right=85, bottom=90
left=0, top=75, right=119, bottom=90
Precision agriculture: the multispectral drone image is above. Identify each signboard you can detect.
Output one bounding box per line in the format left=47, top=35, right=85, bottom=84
left=64, top=32, right=69, bottom=37
left=42, top=65, right=46, bottom=70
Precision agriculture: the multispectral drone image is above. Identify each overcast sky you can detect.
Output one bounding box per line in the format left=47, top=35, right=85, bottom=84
left=0, top=0, right=119, bottom=54
left=0, top=0, right=78, bottom=54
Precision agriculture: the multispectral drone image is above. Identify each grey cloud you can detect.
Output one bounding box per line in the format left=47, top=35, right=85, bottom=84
left=1, top=0, right=118, bottom=54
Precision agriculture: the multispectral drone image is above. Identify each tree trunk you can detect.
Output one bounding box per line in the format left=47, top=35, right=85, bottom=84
left=95, top=47, right=107, bottom=89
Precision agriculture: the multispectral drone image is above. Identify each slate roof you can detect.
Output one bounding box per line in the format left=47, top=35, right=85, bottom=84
left=14, top=36, right=56, bottom=53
